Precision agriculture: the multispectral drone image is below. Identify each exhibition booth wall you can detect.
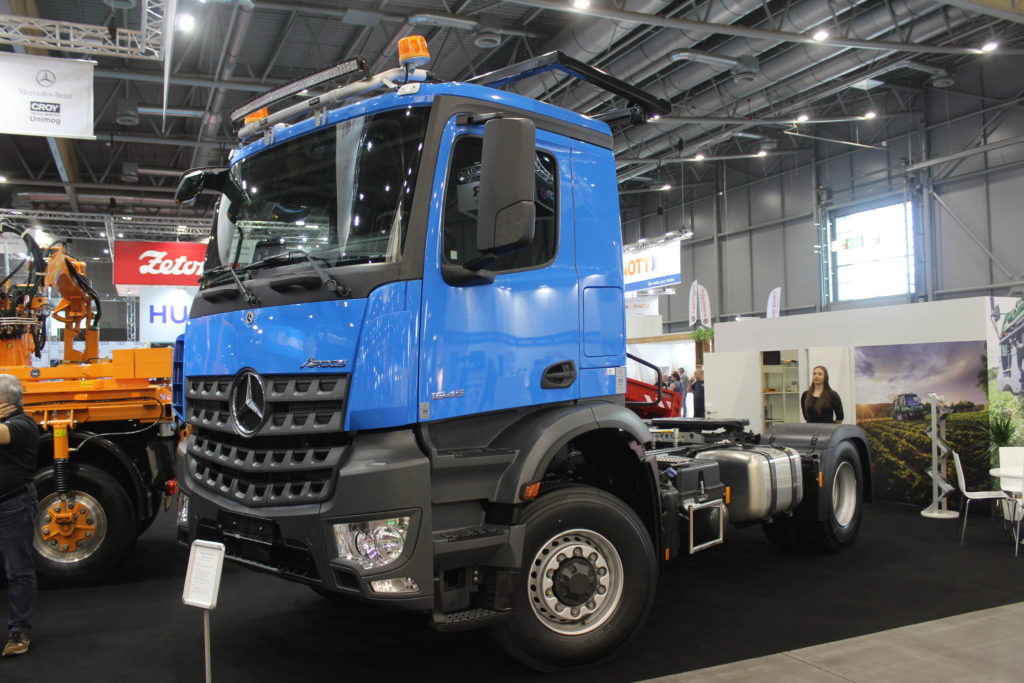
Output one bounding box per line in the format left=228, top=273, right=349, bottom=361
left=706, top=296, right=1024, bottom=505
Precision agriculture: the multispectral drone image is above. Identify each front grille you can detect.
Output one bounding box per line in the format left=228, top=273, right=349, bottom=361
left=185, top=373, right=349, bottom=437
left=183, top=372, right=349, bottom=506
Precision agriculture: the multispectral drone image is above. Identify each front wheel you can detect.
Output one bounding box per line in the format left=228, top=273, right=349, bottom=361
left=798, top=441, right=864, bottom=552
left=488, top=485, right=657, bottom=671
left=33, top=464, right=135, bottom=587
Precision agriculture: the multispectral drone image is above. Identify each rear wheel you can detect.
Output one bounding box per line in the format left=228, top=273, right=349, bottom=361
left=488, top=485, right=657, bottom=671
left=33, top=464, right=135, bottom=587
left=798, top=441, right=864, bottom=552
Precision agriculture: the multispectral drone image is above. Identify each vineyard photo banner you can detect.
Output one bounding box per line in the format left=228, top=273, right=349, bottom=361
left=853, top=341, right=988, bottom=505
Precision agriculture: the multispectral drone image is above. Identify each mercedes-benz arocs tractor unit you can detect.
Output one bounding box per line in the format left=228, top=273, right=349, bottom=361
left=172, top=38, right=873, bottom=671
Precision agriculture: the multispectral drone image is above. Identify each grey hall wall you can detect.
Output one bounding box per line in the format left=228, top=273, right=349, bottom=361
left=620, top=54, right=1024, bottom=333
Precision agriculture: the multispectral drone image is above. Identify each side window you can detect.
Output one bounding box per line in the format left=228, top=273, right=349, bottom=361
left=442, top=136, right=558, bottom=272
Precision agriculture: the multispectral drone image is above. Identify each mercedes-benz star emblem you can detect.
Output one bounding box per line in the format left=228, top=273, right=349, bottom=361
left=245, top=310, right=255, bottom=325
left=36, top=70, right=56, bottom=87
left=229, top=370, right=267, bottom=436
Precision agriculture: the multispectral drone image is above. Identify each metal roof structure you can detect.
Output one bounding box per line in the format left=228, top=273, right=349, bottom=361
left=1, top=0, right=1023, bottom=242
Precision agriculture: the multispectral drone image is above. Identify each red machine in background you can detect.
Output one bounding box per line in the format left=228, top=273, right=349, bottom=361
left=625, top=353, right=683, bottom=418
left=0, top=225, right=176, bottom=586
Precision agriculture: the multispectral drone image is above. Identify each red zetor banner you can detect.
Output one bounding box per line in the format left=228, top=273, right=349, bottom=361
left=113, top=241, right=207, bottom=286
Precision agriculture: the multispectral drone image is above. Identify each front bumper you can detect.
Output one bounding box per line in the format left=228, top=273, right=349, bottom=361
left=176, top=428, right=434, bottom=610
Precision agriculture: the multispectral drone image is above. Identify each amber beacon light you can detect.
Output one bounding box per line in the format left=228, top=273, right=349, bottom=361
left=398, top=35, right=430, bottom=67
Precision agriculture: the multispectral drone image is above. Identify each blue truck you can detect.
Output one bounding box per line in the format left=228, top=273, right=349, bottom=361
left=172, top=40, right=873, bottom=671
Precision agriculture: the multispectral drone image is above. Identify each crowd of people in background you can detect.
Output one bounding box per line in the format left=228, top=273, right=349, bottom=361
left=663, top=366, right=704, bottom=418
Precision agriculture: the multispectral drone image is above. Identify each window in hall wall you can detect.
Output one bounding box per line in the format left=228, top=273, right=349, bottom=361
left=829, top=200, right=915, bottom=302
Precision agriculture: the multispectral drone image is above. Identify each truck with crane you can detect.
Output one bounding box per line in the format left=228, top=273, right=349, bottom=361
left=171, top=37, right=873, bottom=671
left=0, top=225, right=177, bottom=586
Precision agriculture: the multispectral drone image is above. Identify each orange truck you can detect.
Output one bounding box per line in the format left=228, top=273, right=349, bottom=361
left=0, top=226, right=176, bottom=586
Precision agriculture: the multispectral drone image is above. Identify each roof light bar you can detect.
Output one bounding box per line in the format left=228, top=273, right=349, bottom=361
left=230, top=57, right=371, bottom=124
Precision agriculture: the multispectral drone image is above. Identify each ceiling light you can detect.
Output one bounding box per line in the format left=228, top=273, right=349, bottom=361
left=0, top=175, right=7, bottom=183
left=757, top=150, right=767, bottom=157
left=796, top=113, right=809, bottom=122
left=812, top=29, right=829, bottom=41
left=117, top=233, right=124, bottom=238
left=572, top=0, right=591, bottom=8
left=177, top=13, right=195, bottom=32
left=103, top=248, right=109, bottom=254
left=660, top=184, right=672, bottom=191
left=981, top=41, right=999, bottom=53
left=863, top=110, right=877, bottom=119
left=649, top=114, right=661, bottom=121
left=694, top=153, right=705, bottom=161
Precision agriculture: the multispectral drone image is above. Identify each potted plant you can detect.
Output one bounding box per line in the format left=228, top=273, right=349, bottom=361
left=690, top=325, right=714, bottom=365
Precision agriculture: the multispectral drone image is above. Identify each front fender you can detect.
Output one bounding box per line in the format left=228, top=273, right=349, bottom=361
left=492, top=401, right=651, bottom=504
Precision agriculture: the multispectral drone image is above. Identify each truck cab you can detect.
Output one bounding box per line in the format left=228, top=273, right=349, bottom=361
left=173, top=42, right=872, bottom=671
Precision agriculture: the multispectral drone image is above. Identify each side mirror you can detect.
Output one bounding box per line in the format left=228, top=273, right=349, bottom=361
left=175, top=167, right=229, bottom=205
left=472, top=117, right=535, bottom=269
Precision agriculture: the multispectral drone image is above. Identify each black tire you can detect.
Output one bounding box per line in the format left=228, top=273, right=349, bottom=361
left=797, top=441, right=864, bottom=553
left=33, top=464, right=136, bottom=587
left=488, top=485, right=657, bottom=672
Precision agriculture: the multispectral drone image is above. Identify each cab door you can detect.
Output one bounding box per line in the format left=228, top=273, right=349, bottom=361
left=418, top=119, right=579, bottom=421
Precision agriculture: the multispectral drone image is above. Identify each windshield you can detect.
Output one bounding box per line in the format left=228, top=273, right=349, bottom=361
left=203, top=105, right=429, bottom=286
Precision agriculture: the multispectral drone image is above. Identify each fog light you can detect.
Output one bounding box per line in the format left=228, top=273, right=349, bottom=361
left=176, top=492, right=190, bottom=527
left=333, top=517, right=410, bottom=570
left=370, top=577, right=419, bottom=594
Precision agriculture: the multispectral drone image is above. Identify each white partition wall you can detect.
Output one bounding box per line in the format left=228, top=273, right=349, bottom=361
left=704, top=351, right=762, bottom=428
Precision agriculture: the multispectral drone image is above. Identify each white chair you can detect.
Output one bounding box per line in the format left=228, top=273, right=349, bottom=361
left=952, top=451, right=1012, bottom=546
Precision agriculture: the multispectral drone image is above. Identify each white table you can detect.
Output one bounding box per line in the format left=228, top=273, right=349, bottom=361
left=990, top=468, right=1024, bottom=494
left=990, top=468, right=1024, bottom=555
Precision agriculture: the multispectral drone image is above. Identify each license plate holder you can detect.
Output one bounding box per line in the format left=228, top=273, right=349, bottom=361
left=217, top=511, right=277, bottom=563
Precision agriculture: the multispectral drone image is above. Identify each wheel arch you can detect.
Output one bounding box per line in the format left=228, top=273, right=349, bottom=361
left=763, top=423, right=874, bottom=520
left=491, top=402, right=659, bottom=543
left=37, top=429, right=149, bottom=522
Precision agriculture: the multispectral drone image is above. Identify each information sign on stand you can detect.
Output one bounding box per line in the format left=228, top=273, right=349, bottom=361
left=183, top=540, right=226, bottom=683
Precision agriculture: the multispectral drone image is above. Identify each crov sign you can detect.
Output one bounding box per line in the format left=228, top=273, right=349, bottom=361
left=113, top=241, right=207, bottom=286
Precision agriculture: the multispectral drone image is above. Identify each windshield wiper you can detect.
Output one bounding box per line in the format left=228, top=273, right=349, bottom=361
left=201, top=264, right=260, bottom=307
left=244, top=250, right=351, bottom=298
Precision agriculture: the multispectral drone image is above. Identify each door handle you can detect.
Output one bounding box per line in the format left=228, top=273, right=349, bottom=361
left=541, top=360, right=577, bottom=389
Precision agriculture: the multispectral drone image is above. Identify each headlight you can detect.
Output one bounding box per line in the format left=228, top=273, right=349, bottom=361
left=176, top=492, right=190, bottom=527
left=333, top=517, right=410, bottom=570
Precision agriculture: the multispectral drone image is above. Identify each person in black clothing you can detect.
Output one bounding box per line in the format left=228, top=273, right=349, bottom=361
left=0, top=375, right=40, bottom=657
left=690, top=368, right=705, bottom=418
left=801, top=365, right=844, bottom=424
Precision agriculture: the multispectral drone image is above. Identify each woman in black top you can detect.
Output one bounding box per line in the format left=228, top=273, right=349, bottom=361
left=801, top=365, right=844, bottom=424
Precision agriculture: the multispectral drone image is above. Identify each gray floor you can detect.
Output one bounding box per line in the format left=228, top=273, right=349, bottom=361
left=647, top=601, right=1024, bottom=682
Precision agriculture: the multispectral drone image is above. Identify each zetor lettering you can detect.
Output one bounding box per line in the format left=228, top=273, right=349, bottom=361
left=137, top=250, right=203, bottom=276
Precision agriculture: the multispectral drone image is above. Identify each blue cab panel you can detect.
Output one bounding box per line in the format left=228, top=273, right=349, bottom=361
left=172, top=334, right=185, bottom=421
left=346, top=281, right=421, bottom=431
left=572, top=139, right=625, bottom=396
left=183, top=299, right=365, bottom=376
left=418, top=121, right=580, bottom=421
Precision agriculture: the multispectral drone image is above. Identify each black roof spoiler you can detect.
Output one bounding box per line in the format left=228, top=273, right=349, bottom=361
left=466, top=51, right=671, bottom=126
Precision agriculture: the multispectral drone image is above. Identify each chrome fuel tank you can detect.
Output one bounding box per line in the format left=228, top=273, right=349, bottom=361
left=696, top=445, right=803, bottom=524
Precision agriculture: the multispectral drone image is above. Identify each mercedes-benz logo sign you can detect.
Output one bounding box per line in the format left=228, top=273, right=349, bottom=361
left=36, top=70, right=56, bottom=87
left=245, top=310, right=255, bottom=325
left=229, top=370, right=267, bottom=436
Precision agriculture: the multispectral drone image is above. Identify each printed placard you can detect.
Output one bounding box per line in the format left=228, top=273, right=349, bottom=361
left=182, top=540, right=226, bottom=610
left=0, top=52, right=94, bottom=139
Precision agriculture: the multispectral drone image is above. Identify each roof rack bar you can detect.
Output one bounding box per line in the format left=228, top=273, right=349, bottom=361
left=466, top=51, right=671, bottom=121
left=230, top=57, right=371, bottom=124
